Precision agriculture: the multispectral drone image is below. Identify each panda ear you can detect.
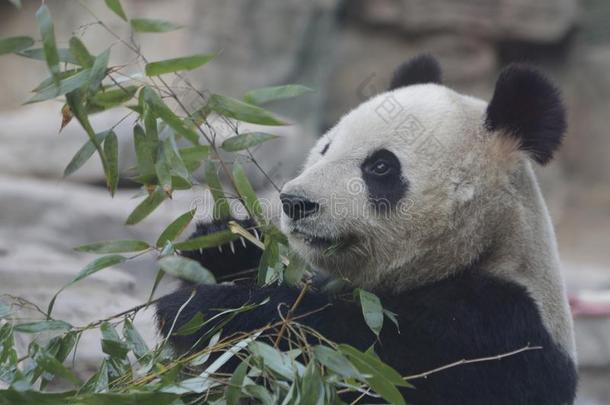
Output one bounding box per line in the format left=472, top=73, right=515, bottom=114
left=485, top=64, right=566, bottom=165
left=389, top=54, right=442, bottom=90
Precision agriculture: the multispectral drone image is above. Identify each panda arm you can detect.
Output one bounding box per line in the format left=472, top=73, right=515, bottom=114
left=155, top=283, right=372, bottom=354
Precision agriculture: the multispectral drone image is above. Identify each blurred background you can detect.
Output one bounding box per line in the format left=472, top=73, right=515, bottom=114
left=0, top=1, right=609, bottom=403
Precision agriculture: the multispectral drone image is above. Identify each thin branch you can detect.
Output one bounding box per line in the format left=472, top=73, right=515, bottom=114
left=403, top=344, right=543, bottom=381
left=273, top=282, right=310, bottom=347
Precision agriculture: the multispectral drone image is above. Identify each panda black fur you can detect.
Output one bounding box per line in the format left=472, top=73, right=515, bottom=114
left=156, top=55, right=578, bottom=404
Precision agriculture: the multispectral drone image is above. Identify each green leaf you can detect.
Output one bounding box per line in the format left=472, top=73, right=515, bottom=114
left=91, top=85, right=138, bottom=107
left=207, top=94, right=287, bottom=126
left=179, top=145, right=210, bottom=171
left=68, top=37, right=94, bottom=68
left=125, top=188, right=166, bottom=225
left=0, top=36, right=33, bottom=56
left=35, top=4, right=60, bottom=78
left=80, top=360, right=109, bottom=393
left=100, top=322, right=129, bottom=360
left=383, top=309, right=400, bottom=334
left=65, top=91, right=109, bottom=187
left=130, top=18, right=182, bottom=33
left=158, top=256, right=215, bottom=284
left=244, top=84, right=313, bottom=105
left=103, top=131, right=119, bottom=195
left=26, top=68, right=91, bottom=104
left=141, top=87, right=199, bottom=144
left=172, top=230, right=236, bottom=251
left=71, top=255, right=127, bottom=284
left=105, top=0, right=128, bottom=21
left=221, top=132, right=278, bottom=152
left=204, top=160, right=231, bottom=220
left=233, top=162, right=264, bottom=223
left=338, top=345, right=409, bottom=405
left=226, top=361, right=248, bottom=405
left=249, top=341, right=301, bottom=380
left=145, top=53, right=216, bottom=76
left=356, top=288, right=384, bottom=337
left=174, top=312, right=205, bottom=336
left=75, top=240, right=149, bottom=254
left=156, top=209, right=196, bottom=248
left=14, top=320, right=72, bottom=333
left=31, top=69, right=82, bottom=92
left=312, top=345, right=361, bottom=379
left=243, top=384, right=274, bottom=405
left=63, top=131, right=111, bottom=178
left=338, top=344, right=411, bottom=388
left=88, top=49, right=110, bottom=93
left=33, top=349, right=81, bottom=386
left=133, top=124, right=158, bottom=183
left=123, top=320, right=150, bottom=360
left=18, top=47, right=79, bottom=65
left=155, top=150, right=172, bottom=194
left=162, top=134, right=190, bottom=181
left=257, top=237, right=279, bottom=285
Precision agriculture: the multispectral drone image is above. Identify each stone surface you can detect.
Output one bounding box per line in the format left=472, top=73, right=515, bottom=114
left=354, top=0, right=578, bottom=42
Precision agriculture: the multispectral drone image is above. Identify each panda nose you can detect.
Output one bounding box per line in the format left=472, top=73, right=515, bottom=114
left=280, top=193, right=319, bottom=220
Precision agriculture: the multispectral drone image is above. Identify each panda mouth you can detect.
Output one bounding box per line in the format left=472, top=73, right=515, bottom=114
left=291, top=229, right=352, bottom=251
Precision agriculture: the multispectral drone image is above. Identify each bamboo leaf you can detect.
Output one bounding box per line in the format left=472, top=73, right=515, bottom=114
left=0, top=36, right=33, bottom=56
left=123, top=319, right=149, bottom=360
left=72, top=255, right=127, bottom=284
left=26, top=68, right=91, bottom=104
left=173, top=230, right=236, bottom=251
left=35, top=4, right=60, bottom=78
left=104, top=0, right=128, bottom=21
left=156, top=209, right=196, bottom=248
left=204, top=160, right=231, bottom=220
left=179, top=145, right=210, bottom=172
left=103, top=131, right=119, bottom=195
left=125, top=188, right=166, bottom=225
left=356, top=288, right=384, bottom=337
left=142, top=87, right=199, bottom=144
left=14, top=320, right=72, bottom=333
left=75, top=240, right=149, bottom=254
left=221, top=132, right=278, bottom=152
left=174, top=312, right=205, bottom=336
left=233, top=162, right=264, bottom=223
left=226, top=361, right=248, bottom=405
left=158, top=256, right=215, bottom=284
left=33, top=349, right=81, bottom=386
left=244, top=84, right=313, bottom=106
left=91, top=85, right=138, bottom=107
left=312, top=345, right=361, bottom=379
left=133, top=124, right=158, bottom=183
left=18, top=47, right=78, bottom=65
left=207, top=94, right=287, bottom=126
left=131, top=18, right=182, bottom=33
left=68, top=37, right=94, bottom=68
left=63, top=131, right=111, bottom=178
left=145, top=53, right=216, bottom=76
left=88, top=49, right=110, bottom=93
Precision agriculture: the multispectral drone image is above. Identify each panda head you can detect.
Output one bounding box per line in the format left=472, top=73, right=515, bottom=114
left=280, top=55, right=566, bottom=290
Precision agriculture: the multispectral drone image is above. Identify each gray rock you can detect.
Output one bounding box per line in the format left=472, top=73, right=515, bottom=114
left=355, top=0, right=578, bottom=43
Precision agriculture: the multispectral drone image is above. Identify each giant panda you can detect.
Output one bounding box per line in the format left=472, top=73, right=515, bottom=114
left=156, top=55, right=578, bottom=404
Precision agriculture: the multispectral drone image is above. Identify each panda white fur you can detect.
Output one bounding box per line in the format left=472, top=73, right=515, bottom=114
left=156, top=55, right=577, bottom=404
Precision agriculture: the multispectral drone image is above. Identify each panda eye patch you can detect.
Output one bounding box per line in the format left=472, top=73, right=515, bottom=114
left=361, top=149, right=407, bottom=210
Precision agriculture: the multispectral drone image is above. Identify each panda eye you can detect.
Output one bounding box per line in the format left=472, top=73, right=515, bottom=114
left=368, top=160, right=391, bottom=176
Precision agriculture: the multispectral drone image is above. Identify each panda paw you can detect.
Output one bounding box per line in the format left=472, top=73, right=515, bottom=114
left=179, top=217, right=262, bottom=282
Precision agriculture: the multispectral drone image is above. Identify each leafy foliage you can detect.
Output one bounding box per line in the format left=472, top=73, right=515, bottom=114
left=0, top=2, right=407, bottom=404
